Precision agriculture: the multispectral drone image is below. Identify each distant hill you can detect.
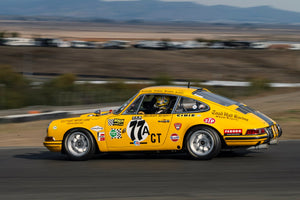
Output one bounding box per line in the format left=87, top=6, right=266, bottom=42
left=1, top=0, right=300, bottom=24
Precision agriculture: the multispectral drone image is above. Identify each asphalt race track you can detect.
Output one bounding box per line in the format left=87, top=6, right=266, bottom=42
left=0, top=141, right=300, bottom=200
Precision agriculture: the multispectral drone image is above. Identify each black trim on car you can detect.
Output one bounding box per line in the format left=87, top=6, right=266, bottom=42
left=193, top=90, right=238, bottom=107
left=225, top=135, right=268, bottom=140
left=254, top=112, right=273, bottom=126
left=236, top=105, right=274, bottom=126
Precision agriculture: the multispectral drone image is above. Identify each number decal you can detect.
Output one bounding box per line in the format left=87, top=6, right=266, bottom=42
left=127, top=119, right=149, bottom=142
left=129, top=120, right=137, bottom=141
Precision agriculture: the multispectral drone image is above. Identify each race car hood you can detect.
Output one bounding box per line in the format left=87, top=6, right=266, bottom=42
left=80, top=110, right=112, bottom=118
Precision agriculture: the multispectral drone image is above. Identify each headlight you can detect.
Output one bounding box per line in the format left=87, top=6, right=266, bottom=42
left=45, top=136, right=55, bottom=141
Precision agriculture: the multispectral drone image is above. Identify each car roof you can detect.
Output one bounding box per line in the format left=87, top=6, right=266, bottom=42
left=139, top=85, right=203, bottom=96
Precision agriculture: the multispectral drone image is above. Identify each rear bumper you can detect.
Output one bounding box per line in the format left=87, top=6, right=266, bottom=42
left=247, top=138, right=279, bottom=150
left=224, top=124, right=282, bottom=147
left=264, top=124, right=282, bottom=144
left=43, top=141, right=62, bottom=152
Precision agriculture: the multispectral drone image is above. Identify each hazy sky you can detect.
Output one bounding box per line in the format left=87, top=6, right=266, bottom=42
left=103, top=0, right=300, bottom=13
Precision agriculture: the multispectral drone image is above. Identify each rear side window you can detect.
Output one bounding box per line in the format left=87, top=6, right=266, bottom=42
left=174, top=97, right=209, bottom=113
left=193, top=90, right=238, bottom=107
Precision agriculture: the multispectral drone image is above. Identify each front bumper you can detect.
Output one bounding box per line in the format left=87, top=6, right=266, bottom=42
left=43, top=141, right=62, bottom=152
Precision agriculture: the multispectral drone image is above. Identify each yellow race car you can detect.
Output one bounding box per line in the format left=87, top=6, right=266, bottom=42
left=44, top=86, right=282, bottom=160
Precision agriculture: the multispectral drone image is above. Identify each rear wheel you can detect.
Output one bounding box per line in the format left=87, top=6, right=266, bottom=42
left=64, top=129, right=95, bottom=161
left=186, top=126, right=221, bottom=160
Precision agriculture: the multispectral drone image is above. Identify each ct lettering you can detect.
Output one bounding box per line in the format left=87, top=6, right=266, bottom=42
left=151, top=133, right=161, bottom=143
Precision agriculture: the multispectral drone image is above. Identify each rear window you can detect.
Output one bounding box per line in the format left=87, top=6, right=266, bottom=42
left=193, top=90, right=238, bottom=107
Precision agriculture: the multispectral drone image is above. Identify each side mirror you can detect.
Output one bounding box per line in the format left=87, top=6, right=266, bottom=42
left=94, top=109, right=101, bottom=116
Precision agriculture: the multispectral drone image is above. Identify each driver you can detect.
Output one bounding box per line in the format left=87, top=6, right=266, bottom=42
left=154, top=96, right=170, bottom=114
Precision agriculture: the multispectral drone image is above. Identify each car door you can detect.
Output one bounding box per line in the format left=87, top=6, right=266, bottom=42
left=170, top=96, right=210, bottom=138
left=105, top=94, right=177, bottom=150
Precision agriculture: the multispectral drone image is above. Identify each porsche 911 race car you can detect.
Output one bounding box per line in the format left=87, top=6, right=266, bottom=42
left=44, top=86, right=282, bottom=160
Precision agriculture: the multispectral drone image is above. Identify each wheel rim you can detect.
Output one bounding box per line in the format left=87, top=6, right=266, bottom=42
left=189, top=130, right=214, bottom=156
left=67, top=132, right=90, bottom=157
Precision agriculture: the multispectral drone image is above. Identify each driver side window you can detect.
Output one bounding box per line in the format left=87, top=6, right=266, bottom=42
left=138, top=95, right=177, bottom=114
left=123, top=95, right=143, bottom=115
left=124, top=94, right=177, bottom=115
left=174, top=97, right=209, bottom=113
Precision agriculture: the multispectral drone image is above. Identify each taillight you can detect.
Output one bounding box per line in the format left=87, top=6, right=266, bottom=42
left=246, top=128, right=266, bottom=135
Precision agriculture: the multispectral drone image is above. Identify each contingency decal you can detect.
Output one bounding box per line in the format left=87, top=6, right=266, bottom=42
left=97, top=132, right=105, bottom=141
left=176, top=114, right=195, bottom=117
left=170, top=133, right=180, bottom=142
left=224, top=129, right=243, bottom=135
left=212, top=110, right=248, bottom=121
left=108, top=118, right=125, bottom=126
left=204, top=118, right=216, bottom=124
left=109, top=128, right=122, bottom=139
left=174, top=123, right=182, bottom=130
left=127, top=118, right=149, bottom=145
left=91, top=126, right=104, bottom=132
left=132, top=116, right=142, bottom=120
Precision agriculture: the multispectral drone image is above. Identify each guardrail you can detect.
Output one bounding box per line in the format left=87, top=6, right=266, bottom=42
left=76, top=80, right=300, bottom=87
left=21, top=72, right=300, bottom=87
left=0, top=111, right=69, bottom=123
left=0, top=106, right=119, bottom=124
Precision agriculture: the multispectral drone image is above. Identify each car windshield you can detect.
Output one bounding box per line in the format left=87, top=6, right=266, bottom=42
left=113, top=93, right=138, bottom=114
left=193, top=90, right=238, bottom=107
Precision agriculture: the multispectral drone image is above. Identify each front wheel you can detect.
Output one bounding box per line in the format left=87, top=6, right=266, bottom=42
left=64, top=129, right=96, bottom=161
left=186, top=126, right=221, bottom=160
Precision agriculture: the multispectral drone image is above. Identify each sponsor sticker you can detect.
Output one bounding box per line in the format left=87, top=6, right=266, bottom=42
left=91, top=126, right=103, bottom=132
left=108, top=118, right=125, bottom=126
left=176, top=114, right=195, bottom=117
left=109, top=128, right=122, bottom=139
left=158, top=120, right=170, bottom=123
left=170, top=133, right=180, bottom=142
left=98, top=132, right=105, bottom=141
left=204, top=118, right=216, bottom=124
left=224, top=129, right=243, bottom=135
left=212, top=110, right=249, bottom=121
left=132, top=116, right=142, bottom=120
left=174, top=123, right=182, bottom=130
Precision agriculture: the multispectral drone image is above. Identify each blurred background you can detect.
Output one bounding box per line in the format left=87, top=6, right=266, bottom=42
left=1, top=2, right=300, bottom=199
left=0, top=0, right=299, bottom=140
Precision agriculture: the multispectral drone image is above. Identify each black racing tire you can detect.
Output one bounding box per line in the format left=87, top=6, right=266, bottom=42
left=185, top=126, right=221, bottom=160
left=64, top=129, right=96, bottom=161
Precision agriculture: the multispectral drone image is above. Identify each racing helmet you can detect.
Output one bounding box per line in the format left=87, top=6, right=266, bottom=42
left=155, top=96, right=170, bottom=109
